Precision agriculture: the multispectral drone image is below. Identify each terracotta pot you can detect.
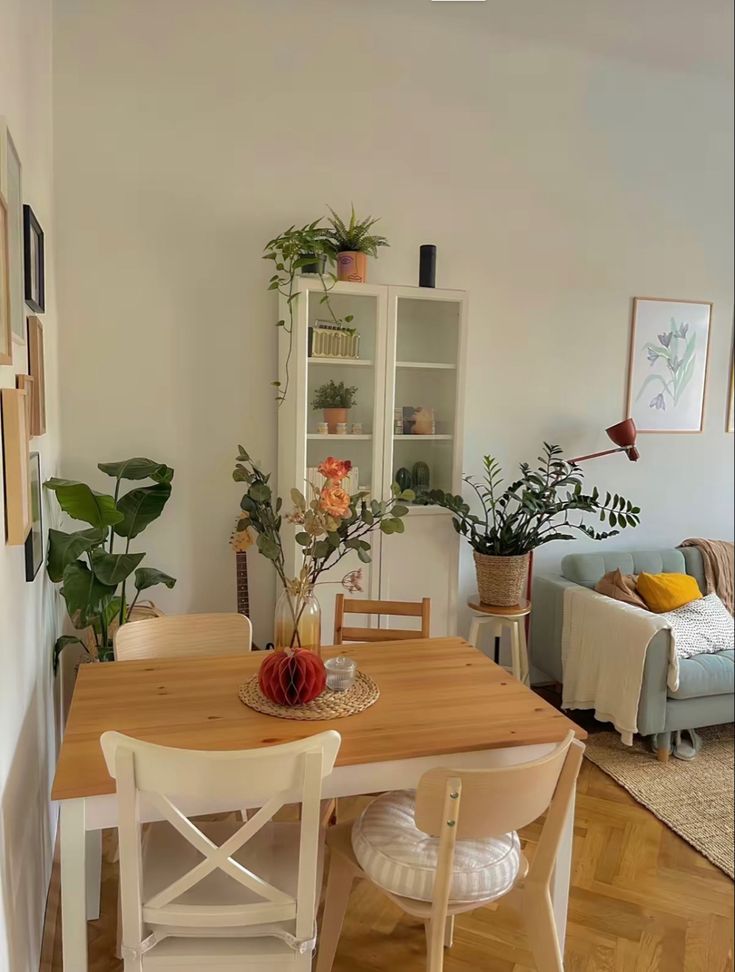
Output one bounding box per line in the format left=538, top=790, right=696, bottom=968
left=473, top=552, right=530, bottom=607
left=323, top=407, right=348, bottom=434
left=336, top=251, right=367, bottom=283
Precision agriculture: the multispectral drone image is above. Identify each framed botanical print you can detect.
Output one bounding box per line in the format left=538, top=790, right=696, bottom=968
left=23, top=205, right=44, bottom=312
left=0, top=119, right=24, bottom=344
left=1, top=386, right=31, bottom=545
left=0, top=192, right=10, bottom=365
left=25, top=452, right=43, bottom=580
left=27, top=316, right=46, bottom=435
left=626, top=297, right=711, bottom=433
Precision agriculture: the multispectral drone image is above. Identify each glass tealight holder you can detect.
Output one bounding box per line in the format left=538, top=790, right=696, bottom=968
left=325, top=656, right=357, bottom=692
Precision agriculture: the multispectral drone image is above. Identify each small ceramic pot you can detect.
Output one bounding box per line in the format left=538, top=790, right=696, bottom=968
left=323, top=407, right=348, bottom=433
left=336, top=251, right=367, bottom=283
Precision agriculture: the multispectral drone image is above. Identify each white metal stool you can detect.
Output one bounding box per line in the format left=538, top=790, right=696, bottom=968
left=467, top=597, right=531, bottom=685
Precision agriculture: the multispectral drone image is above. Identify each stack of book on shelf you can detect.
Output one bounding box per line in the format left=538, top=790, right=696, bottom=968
left=306, top=465, right=361, bottom=495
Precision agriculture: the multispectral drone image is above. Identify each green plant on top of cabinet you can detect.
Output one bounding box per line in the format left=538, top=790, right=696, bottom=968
left=44, top=457, right=177, bottom=669
left=326, top=205, right=389, bottom=283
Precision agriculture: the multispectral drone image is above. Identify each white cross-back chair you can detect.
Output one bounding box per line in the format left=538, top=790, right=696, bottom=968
left=316, top=731, right=583, bottom=972
left=101, top=730, right=341, bottom=970
left=114, top=612, right=252, bottom=661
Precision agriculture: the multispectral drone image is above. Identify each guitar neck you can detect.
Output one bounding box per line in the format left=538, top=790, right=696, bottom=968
left=235, top=550, right=251, bottom=617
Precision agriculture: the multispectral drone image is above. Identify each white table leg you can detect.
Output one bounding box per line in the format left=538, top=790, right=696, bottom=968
left=467, top=615, right=481, bottom=648
left=86, top=828, right=102, bottom=920
left=550, top=784, right=575, bottom=950
left=61, top=799, right=88, bottom=970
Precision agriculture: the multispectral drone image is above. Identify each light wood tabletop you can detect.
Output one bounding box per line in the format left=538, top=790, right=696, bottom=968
left=52, top=637, right=584, bottom=802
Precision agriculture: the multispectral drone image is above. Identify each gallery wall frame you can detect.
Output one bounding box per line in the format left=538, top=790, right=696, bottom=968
left=626, top=296, right=711, bottom=434
left=25, top=451, right=43, bottom=580
left=23, top=204, right=45, bottom=313
left=0, top=118, right=25, bottom=345
left=27, top=315, right=46, bottom=436
left=15, top=373, right=34, bottom=429
left=1, top=386, right=32, bottom=545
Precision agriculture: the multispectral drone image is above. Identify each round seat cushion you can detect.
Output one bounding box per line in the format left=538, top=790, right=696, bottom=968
left=351, top=790, right=522, bottom=904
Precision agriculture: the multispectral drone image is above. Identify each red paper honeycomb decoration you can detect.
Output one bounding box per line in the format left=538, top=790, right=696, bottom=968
left=259, top=648, right=326, bottom=707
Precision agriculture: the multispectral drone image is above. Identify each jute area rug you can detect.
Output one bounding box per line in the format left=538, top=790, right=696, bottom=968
left=584, top=724, right=734, bottom=879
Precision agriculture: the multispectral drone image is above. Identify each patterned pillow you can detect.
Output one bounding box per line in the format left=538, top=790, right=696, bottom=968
left=662, top=593, right=734, bottom=659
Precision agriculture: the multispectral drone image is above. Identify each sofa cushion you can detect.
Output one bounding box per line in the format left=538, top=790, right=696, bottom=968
left=594, top=569, right=648, bottom=609
left=562, top=549, right=686, bottom=588
left=637, top=572, right=702, bottom=613
left=669, top=651, right=735, bottom=700
left=351, top=789, right=521, bottom=904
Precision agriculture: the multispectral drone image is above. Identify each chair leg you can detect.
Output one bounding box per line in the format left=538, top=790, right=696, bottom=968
left=467, top=616, right=481, bottom=648
left=425, top=918, right=446, bottom=972
left=315, top=854, right=356, bottom=972
left=523, top=889, right=563, bottom=972
left=443, top=914, right=455, bottom=948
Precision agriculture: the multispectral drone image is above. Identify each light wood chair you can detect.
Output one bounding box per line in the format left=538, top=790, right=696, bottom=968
left=114, top=612, right=252, bottom=660
left=316, top=731, right=584, bottom=972
left=333, top=595, right=431, bottom=644
left=101, top=729, right=341, bottom=970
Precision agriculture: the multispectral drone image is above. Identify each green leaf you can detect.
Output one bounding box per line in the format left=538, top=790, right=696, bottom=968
left=249, top=482, right=272, bottom=503
left=46, top=527, right=107, bottom=582
left=399, top=489, right=416, bottom=503
left=391, top=504, right=409, bottom=518
left=390, top=517, right=405, bottom=534
left=114, top=483, right=172, bottom=539
left=290, top=488, right=307, bottom=510
left=44, top=479, right=124, bottom=529
left=357, top=547, right=372, bottom=564
left=53, top=635, right=88, bottom=675
left=90, top=549, right=145, bottom=586
left=97, top=458, right=174, bottom=484
left=257, top=535, right=281, bottom=561
left=380, top=520, right=395, bottom=535
left=61, top=561, right=116, bottom=630
left=133, top=567, right=176, bottom=592
left=295, top=532, right=311, bottom=546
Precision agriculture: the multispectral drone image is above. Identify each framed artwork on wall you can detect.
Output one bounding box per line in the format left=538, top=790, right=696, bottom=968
left=25, top=452, right=43, bottom=580
left=0, top=119, right=25, bottom=344
left=23, top=205, right=45, bottom=313
left=0, top=191, right=11, bottom=365
left=626, top=297, right=711, bottom=433
left=15, top=373, right=34, bottom=429
left=1, top=386, right=32, bottom=545
left=27, top=315, right=46, bottom=436
left=728, top=350, right=734, bottom=434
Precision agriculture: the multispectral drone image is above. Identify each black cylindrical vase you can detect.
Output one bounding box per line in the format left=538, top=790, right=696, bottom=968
left=419, top=244, right=437, bottom=288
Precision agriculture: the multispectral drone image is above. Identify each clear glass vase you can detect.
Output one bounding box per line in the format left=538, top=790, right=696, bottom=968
left=273, top=586, right=322, bottom=656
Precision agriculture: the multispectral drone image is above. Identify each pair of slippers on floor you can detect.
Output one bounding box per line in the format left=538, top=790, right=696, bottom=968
left=652, top=729, right=703, bottom=761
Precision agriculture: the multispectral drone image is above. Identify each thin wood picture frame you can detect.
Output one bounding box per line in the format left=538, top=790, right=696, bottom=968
left=23, top=204, right=45, bottom=313
left=1, top=386, right=32, bottom=545
left=728, top=348, right=734, bottom=434
left=626, top=296, right=711, bottom=434
left=25, top=451, right=43, bottom=580
left=0, top=191, right=11, bottom=365
left=0, top=119, right=25, bottom=345
left=15, top=373, right=34, bottom=429
left=27, top=315, right=46, bottom=436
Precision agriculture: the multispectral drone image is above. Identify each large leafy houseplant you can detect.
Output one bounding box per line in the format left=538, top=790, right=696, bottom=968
left=421, top=443, right=640, bottom=605
left=233, top=448, right=412, bottom=652
left=45, top=458, right=177, bottom=669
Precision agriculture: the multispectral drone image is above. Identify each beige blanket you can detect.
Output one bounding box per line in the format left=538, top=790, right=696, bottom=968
left=680, top=538, right=734, bottom=615
left=561, top=587, right=675, bottom=745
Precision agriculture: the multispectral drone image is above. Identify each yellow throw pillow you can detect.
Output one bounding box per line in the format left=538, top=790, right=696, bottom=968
left=636, top=573, right=702, bottom=613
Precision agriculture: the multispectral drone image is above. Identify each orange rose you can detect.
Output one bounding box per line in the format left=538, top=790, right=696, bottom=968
left=318, top=457, right=352, bottom=483
left=319, top=485, right=351, bottom=519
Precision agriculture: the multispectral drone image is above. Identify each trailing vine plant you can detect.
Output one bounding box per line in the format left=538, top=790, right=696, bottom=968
left=264, top=221, right=353, bottom=404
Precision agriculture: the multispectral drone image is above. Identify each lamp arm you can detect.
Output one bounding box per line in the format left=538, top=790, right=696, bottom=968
left=570, top=446, right=629, bottom=464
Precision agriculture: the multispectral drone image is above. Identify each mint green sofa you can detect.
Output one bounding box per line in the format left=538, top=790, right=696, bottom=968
left=531, top=548, right=734, bottom=759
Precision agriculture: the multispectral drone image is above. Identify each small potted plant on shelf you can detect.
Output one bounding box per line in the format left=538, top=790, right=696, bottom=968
left=325, top=205, right=389, bottom=283
left=419, top=443, right=641, bottom=606
left=44, top=458, right=177, bottom=670
left=312, top=380, right=358, bottom=433
left=233, top=449, right=412, bottom=659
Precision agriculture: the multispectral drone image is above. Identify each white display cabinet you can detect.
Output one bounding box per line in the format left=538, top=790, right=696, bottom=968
left=278, top=279, right=467, bottom=642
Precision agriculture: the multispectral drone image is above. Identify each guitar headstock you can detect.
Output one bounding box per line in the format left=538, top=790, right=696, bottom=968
left=230, top=518, right=254, bottom=553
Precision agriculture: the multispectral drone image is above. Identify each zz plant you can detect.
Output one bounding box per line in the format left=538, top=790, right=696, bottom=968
left=45, top=458, right=177, bottom=669
left=420, top=443, right=641, bottom=555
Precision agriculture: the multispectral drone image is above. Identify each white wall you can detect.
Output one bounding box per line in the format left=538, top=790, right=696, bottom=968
left=53, top=0, right=734, bottom=649
left=0, top=0, right=60, bottom=968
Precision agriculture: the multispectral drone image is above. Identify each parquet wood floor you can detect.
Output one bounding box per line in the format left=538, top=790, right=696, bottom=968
left=42, top=762, right=733, bottom=971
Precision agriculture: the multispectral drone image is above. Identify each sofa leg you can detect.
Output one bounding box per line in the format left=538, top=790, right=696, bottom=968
left=655, top=731, right=672, bottom=763
left=656, top=746, right=670, bottom=763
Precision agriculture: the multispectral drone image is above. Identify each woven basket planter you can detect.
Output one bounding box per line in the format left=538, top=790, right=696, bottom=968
left=82, top=600, right=165, bottom=659
left=473, top=552, right=529, bottom=607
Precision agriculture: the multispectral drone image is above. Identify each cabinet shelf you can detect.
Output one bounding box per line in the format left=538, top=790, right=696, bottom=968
left=396, top=361, right=456, bottom=370
left=394, top=434, right=453, bottom=441
left=307, top=434, right=372, bottom=441
left=309, top=357, right=373, bottom=367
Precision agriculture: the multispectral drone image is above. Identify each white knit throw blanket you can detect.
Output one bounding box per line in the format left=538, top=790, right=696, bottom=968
left=561, top=587, right=675, bottom=745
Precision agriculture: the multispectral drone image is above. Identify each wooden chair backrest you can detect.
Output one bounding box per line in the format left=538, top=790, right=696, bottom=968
left=114, top=612, right=252, bottom=661
left=333, top=595, right=431, bottom=644
left=100, top=730, right=341, bottom=950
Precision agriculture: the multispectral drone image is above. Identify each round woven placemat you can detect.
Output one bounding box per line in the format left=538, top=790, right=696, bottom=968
left=238, top=671, right=379, bottom=721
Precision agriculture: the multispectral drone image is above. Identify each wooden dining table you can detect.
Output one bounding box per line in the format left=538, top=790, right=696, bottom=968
left=52, top=636, right=585, bottom=970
